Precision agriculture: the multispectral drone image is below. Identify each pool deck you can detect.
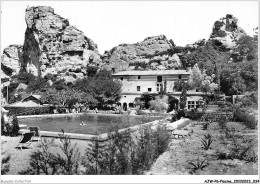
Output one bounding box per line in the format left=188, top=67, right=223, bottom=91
left=17, top=112, right=163, bottom=119
left=18, top=118, right=190, bottom=142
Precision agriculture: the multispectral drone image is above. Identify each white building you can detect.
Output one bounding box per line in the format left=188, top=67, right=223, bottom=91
left=112, top=70, right=204, bottom=110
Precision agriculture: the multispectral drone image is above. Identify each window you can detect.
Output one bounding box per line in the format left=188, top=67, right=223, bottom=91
left=188, top=101, right=195, bottom=109
left=157, top=76, right=162, bottom=82
left=157, top=84, right=162, bottom=91
left=137, top=86, right=140, bottom=91
left=120, top=77, right=123, bottom=81
left=138, top=76, right=141, bottom=79
left=148, top=88, right=152, bottom=92
left=188, top=101, right=200, bottom=109
left=179, top=75, right=182, bottom=79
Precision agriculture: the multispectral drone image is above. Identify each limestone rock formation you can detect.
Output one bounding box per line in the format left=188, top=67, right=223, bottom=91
left=1, top=6, right=103, bottom=83
left=209, top=14, right=246, bottom=49
left=102, top=35, right=182, bottom=71
left=1, top=45, right=23, bottom=77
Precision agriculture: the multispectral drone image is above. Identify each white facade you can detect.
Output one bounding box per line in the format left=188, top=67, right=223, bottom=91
left=112, top=70, right=204, bottom=110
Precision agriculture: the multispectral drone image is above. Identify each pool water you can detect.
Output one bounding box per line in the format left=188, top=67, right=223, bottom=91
left=19, top=114, right=162, bottom=135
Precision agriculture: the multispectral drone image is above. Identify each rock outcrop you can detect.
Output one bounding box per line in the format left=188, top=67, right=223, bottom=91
left=102, top=35, right=182, bottom=71
left=1, top=6, right=103, bottom=83
left=1, top=45, right=23, bottom=77
left=209, top=14, right=246, bottom=49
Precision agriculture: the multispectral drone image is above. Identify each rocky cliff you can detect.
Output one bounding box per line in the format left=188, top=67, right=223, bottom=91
left=2, top=6, right=103, bottom=83
left=1, top=45, right=23, bottom=77
left=102, top=35, right=182, bottom=71
left=1, top=10, right=250, bottom=81
left=209, top=14, right=246, bottom=49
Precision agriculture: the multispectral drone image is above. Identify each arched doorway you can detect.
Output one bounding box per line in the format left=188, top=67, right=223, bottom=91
left=123, top=102, right=127, bottom=111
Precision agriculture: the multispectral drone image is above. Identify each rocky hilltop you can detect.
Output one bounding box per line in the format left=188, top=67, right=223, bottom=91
left=2, top=6, right=103, bottom=83
left=102, top=35, right=182, bottom=71
left=210, top=14, right=246, bottom=49
left=1, top=9, right=251, bottom=81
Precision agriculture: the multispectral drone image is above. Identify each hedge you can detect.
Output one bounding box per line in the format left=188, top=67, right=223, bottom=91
left=4, top=106, right=51, bottom=116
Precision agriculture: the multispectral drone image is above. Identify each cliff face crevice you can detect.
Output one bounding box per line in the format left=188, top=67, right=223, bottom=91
left=22, top=28, right=41, bottom=76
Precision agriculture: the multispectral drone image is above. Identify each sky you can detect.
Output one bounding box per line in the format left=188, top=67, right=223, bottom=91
left=0, top=1, right=259, bottom=54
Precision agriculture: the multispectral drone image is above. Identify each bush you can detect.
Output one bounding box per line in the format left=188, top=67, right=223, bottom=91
left=2, top=115, right=20, bottom=137
left=234, top=108, right=257, bottom=129
left=1, top=142, right=11, bottom=175
left=176, top=110, right=185, bottom=120
left=218, top=127, right=257, bottom=161
left=5, top=106, right=51, bottom=116
left=149, top=95, right=169, bottom=113
left=20, top=124, right=171, bottom=175
left=19, top=130, right=81, bottom=175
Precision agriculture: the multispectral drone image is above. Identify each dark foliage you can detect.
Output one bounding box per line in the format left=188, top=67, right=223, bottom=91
left=74, top=70, right=122, bottom=109
left=1, top=115, right=20, bottom=137
left=86, top=66, right=99, bottom=77
left=1, top=149, right=11, bottom=175
left=218, top=127, right=257, bottom=161
left=27, top=78, right=49, bottom=92
left=233, top=108, right=257, bottom=129
left=5, top=106, right=51, bottom=116
left=13, top=72, right=36, bottom=85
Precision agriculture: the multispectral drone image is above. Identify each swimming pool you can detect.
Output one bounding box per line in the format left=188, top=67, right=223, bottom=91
left=18, top=114, right=163, bottom=135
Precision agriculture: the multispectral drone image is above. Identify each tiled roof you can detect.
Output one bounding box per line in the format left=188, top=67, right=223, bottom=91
left=112, top=70, right=189, bottom=76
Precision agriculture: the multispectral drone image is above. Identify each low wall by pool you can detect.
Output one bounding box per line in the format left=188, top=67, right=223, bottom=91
left=17, top=113, right=164, bottom=135
left=18, top=118, right=190, bottom=142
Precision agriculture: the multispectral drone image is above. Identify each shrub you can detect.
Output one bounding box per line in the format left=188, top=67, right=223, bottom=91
left=185, top=109, right=202, bottom=120
left=219, top=127, right=257, bottom=161
left=234, top=108, right=257, bottom=129
left=2, top=115, right=20, bottom=136
left=188, top=157, right=208, bottom=174
left=149, top=95, right=169, bottom=113
left=176, top=110, right=185, bottom=120
left=5, top=106, right=51, bottom=116
left=20, top=125, right=171, bottom=175
left=1, top=141, right=11, bottom=175
left=218, top=115, right=228, bottom=130
left=19, top=130, right=81, bottom=175
left=201, top=134, right=213, bottom=150
left=202, top=122, right=209, bottom=130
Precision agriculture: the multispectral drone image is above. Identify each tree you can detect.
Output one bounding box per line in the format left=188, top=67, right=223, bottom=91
left=75, top=70, right=122, bottom=109
left=41, top=88, right=97, bottom=108
left=149, top=95, right=169, bottom=113
left=233, top=35, right=258, bottom=62
left=188, top=64, right=204, bottom=90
